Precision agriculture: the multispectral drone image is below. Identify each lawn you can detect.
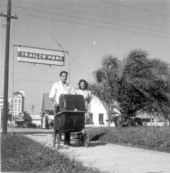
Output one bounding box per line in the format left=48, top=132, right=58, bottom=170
left=86, top=126, right=170, bottom=153
left=1, top=134, right=105, bottom=173
left=2, top=126, right=169, bottom=172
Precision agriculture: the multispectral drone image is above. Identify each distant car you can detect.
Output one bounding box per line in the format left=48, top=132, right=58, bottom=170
left=139, top=118, right=168, bottom=127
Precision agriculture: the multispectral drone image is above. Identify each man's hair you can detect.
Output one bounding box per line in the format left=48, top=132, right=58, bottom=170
left=60, top=71, right=68, bottom=76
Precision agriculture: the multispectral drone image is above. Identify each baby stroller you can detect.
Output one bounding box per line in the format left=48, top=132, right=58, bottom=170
left=53, top=94, right=90, bottom=149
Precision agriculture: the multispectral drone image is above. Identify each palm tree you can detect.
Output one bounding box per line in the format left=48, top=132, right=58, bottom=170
left=143, top=59, right=170, bottom=121
left=90, top=50, right=170, bottom=126
left=90, top=55, right=122, bottom=126
left=120, top=51, right=170, bottom=119
left=119, top=50, right=154, bottom=118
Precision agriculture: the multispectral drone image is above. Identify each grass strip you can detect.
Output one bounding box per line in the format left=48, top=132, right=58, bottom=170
left=87, top=127, right=170, bottom=153
left=1, top=134, right=105, bottom=173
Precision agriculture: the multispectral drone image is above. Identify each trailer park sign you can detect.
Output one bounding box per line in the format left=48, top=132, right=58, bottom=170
left=17, top=46, right=65, bottom=66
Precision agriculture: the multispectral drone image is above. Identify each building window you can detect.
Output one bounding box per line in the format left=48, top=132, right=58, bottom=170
left=85, top=113, right=94, bottom=125
left=99, top=113, right=104, bottom=125
left=89, top=113, right=93, bottom=124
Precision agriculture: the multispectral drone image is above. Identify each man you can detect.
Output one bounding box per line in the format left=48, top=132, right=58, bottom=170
left=49, top=71, right=74, bottom=145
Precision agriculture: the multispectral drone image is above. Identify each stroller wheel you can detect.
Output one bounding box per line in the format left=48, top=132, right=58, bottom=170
left=78, top=132, right=84, bottom=145
left=53, top=131, right=61, bottom=149
left=85, top=137, right=90, bottom=148
left=56, top=132, right=61, bottom=149
left=84, top=133, right=90, bottom=147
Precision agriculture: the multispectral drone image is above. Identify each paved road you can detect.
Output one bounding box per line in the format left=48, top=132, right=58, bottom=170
left=23, top=132, right=170, bottom=173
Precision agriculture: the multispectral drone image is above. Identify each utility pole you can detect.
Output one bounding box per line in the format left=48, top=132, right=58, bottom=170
left=0, top=0, right=17, bottom=134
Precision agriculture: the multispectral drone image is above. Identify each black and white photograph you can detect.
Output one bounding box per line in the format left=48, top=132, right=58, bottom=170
left=1, top=0, right=170, bottom=172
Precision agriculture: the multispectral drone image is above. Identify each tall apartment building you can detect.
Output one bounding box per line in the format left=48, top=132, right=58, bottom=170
left=9, top=91, right=25, bottom=116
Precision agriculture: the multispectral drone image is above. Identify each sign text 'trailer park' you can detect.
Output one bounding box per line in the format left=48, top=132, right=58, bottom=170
left=17, top=46, right=65, bottom=66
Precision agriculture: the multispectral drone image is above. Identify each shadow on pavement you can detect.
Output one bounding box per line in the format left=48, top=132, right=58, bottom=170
left=88, top=141, right=107, bottom=147
left=60, top=132, right=108, bottom=148
left=90, top=132, right=107, bottom=141
left=70, top=140, right=107, bottom=148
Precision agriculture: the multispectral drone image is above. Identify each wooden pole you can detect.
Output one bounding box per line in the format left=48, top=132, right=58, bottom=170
left=1, top=0, right=17, bottom=134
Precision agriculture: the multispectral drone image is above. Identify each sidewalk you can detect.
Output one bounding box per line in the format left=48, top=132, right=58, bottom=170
left=24, top=133, right=170, bottom=173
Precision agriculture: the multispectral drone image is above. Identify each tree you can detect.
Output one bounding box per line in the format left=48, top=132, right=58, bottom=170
left=23, top=111, right=32, bottom=126
left=90, top=50, right=170, bottom=126
left=90, top=55, right=122, bottom=126
left=119, top=50, right=170, bottom=119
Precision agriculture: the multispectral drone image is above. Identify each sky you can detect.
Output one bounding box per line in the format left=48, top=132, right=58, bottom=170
left=0, top=0, right=170, bottom=114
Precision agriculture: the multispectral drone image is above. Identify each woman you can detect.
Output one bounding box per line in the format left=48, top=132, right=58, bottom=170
left=75, top=79, right=92, bottom=112
left=76, top=79, right=92, bottom=146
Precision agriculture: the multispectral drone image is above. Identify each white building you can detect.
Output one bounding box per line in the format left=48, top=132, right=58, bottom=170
left=30, top=114, right=42, bottom=127
left=87, top=95, right=120, bottom=127
left=86, top=95, right=107, bottom=126
left=9, top=91, right=25, bottom=116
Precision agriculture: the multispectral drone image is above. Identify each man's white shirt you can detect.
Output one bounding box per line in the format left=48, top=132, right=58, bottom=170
left=49, top=81, right=74, bottom=104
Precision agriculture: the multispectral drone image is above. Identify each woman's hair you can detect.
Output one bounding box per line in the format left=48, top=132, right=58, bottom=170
left=78, top=79, right=89, bottom=90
